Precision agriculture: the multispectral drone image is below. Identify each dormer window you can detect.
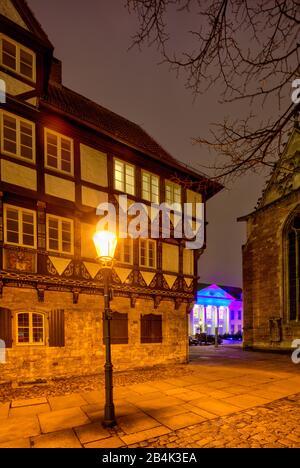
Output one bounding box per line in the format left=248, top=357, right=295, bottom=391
left=0, top=35, right=36, bottom=82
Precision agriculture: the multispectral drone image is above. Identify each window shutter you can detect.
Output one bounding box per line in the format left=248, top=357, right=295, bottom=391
left=0, top=308, right=12, bottom=348
left=141, top=314, right=162, bottom=343
left=103, top=312, right=128, bottom=344
left=49, top=309, right=65, bottom=347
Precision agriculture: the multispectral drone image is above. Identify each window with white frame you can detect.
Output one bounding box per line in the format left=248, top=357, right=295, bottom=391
left=16, top=312, right=44, bottom=345
left=1, top=111, right=35, bottom=162
left=4, top=205, right=36, bottom=248
left=115, top=238, right=133, bottom=264
left=47, top=215, right=73, bottom=254
left=114, top=159, right=135, bottom=195
left=45, top=129, right=73, bottom=175
left=0, top=35, right=36, bottom=81
left=140, top=239, right=156, bottom=269
left=142, top=171, right=159, bottom=203
left=165, top=180, right=181, bottom=205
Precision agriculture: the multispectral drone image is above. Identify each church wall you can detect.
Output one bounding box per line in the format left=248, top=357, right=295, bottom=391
left=242, top=190, right=300, bottom=351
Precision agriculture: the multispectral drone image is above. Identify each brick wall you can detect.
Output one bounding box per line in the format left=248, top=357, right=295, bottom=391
left=0, top=288, right=188, bottom=383
left=242, top=191, right=300, bottom=350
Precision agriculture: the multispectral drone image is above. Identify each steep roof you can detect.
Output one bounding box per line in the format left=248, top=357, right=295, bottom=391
left=3, top=0, right=53, bottom=48
left=42, top=83, right=223, bottom=199
left=238, top=125, right=300, bottom=221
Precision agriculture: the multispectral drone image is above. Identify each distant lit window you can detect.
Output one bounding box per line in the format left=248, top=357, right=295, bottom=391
left=114, top=159, right=135, bottom=195
left=45, top=129, right=74, bottom=175
left=17, top=312, right=44, bottom=345
left=47, top=215, right=73, bottom=254
left=165, top=180, right=181, bottom=205
left=206, top=307, right=212, bottom=320
left=115, top=238, right=133, bottom=265
left=1, top=111, right=35, bottom=162
left=238, top=310, right=242, bottom=321
left=1, top=34, right=36, bottom=81
left=142, top=171, right=159, bottom=203
left=140, top=239, right=156, bottom=269
left=4, top=205, right=36, bottom=248
left=231, top=310, right=235, bottom=321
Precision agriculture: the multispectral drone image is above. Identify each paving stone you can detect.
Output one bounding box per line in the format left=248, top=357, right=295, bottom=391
left=32, top=430, right=82, bottom=448
left=117, top=411, right=160, bottom=434
left=149, top=381, right=177, bottom=391
left=0, top=403, right=10, bottom=420
left=81, top=391, right=105, bottom=405
left=191, top=398, right=241, bottom=416
left=39, top=407, right=90, bottom=433
left=9, top=404, right=51, bottom=418
left=0, top=416, right=40, bottom=443
left=154, top=412, right=205, bottom=430
left=120, top=426, right=171, bottom=445
left=125, top=392, right=163, bottom=404
left=183, top=404, right=218, bottom=420
left=48, top=394, right=87, bottom=411
left=0, top=438, right=30, bottom=448
left=146, top=405, right=187, bottom=419
left=84, top=436, right=124, bottom=448
left=134, top=396, right=184, bottom=411
left=129, top=383, right=160, bottom=394
left=172, top=390, right=206, bottom=401
left=11, top=397, right=47, bottom=408
left=222, top=394, right=270, bottom=409
left=75, top=422, right=110, bottom=444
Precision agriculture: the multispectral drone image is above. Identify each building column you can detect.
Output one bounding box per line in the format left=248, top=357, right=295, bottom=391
left=226, top=306, right=230, bottom=333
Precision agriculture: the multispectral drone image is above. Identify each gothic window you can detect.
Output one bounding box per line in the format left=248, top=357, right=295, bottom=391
left=286, top=211, right=300, bottom=321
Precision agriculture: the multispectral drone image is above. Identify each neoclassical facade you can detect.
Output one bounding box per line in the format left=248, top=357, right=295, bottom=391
left=0, top=0, right=222, bottom=382
left=190, top=284, right=243, bottom=336
left=239, top=125, right=300, bottom=351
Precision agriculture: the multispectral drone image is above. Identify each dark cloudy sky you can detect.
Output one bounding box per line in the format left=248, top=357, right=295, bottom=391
left=27, top=0, right=269, bottom=287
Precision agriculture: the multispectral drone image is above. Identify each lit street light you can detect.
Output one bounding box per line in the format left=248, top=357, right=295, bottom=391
left=93, top=230, right=118, bottom=427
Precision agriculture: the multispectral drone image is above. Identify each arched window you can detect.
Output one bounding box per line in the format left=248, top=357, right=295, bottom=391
left=286, top=209, right=300, bottom=321
left=16, top=312, right=45, bottom=345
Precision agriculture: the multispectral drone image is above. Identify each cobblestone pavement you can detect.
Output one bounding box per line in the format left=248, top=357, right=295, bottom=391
left=0, top=345, right=299, bottom=448
left=129, top=395, right=300, bottom=448
left=0, top=365, right=192, bottom=404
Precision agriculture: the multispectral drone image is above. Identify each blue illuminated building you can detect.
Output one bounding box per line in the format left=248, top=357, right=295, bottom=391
left=190, top=284, right=243, bottom=336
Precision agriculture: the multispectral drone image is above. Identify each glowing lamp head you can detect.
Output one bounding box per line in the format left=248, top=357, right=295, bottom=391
left=93, top=230, right=117, bottom=261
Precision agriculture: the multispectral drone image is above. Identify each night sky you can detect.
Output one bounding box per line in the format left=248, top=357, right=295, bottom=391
left=27, top=0, right=269, bottom=288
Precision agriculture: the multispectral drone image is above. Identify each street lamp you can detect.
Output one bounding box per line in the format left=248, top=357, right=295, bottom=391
left=93, top=229, right=118, bottom=427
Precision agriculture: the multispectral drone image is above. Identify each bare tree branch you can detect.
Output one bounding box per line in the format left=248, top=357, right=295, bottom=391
left=127, top=0, right=300, bottom=184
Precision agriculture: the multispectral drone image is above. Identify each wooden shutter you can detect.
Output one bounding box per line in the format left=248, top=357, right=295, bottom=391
left=0, top=308, right=12, bottom=348
left=103, top=312, right=128, bottom=344
left=141, top=314, right=162, bottom=343
left=49, top=309, right=65, bottom=347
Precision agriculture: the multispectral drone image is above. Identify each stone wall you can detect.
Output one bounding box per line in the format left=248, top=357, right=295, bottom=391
left=242, top=190, right=300, bottom=351
left=0, top=287, right=188, bottom=383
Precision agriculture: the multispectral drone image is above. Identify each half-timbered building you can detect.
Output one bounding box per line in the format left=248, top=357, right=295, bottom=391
left=0, top=0, right=221, bottom=383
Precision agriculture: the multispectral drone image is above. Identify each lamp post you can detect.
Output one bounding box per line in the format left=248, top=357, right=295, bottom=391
left=93, top=230, right=117, bottom=427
